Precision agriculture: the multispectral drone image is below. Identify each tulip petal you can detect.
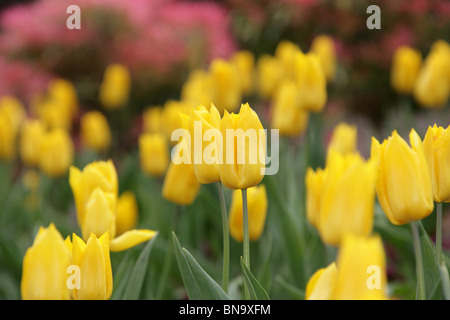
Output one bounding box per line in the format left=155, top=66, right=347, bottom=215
left=110, top=229, right=158, bottom=252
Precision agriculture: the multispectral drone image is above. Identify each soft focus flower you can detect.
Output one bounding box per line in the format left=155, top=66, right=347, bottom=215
left=231, top=50, right=255, bottom=96
left=228, top=184, right=268, bottom=242
left=21, top=223, right=71, bottom=300
left=305, top=167, right=327, bottom=229
left=39, top=128, right=74, bottom=177
left=81, top=188, right=116, bottom=241
left=274, top=40, right=302, bottom=81
left=36, top=98, right=72, bottom=131
left=71, top=232, right=112, bottom=300
left=180, top=69, right=213, bottom=109
left=0, top=111, right=16, bottom=161
left=47, top=79, right=79, bottom=120
left=334, top=234, right=388, bottom=300
left=116, top=191, right=138, bottom=236
left=305, top=262, right=337, bottom=300
left=181, top=104, right=222, bottom=184
left=209, top=58, right=242, bottom=114
left=99, top=64, right=131, bottom=110
left=0, top=95, right=26, bottom=133
left=371, top=129, right=434, bottom=225
left=162, top=139, right=201, bottom=205
left=423, top=124, right=450, bottom=203
left=310, top=35, right=337, bottom=82
left=256, top=54, right=283, bottom=100
left=316, top=151, right=377, bottom=246
left=19, top=118, right=46, bottom=167
left=270, top=80, right=309, bottom=137
left=390, top=46, right=422, bottom=95
left=80, top=111, right=112, bottom=152
left=219, top=103, right=266, bottom=190
left=139, top=132, right=169, bottom=177
left=327, top=122, right=357, bottom=158
left=162, top=99, right=192, bottom=143
left=295, top=52, right=327, bottom=112
left=142, top=106, right=163, bottom=134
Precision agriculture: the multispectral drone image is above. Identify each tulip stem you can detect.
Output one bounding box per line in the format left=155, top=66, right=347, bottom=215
left=217, top=183, right=229, bottom=293
left=437, top=202, right=443, bottom=264
left=410, top=221, right=426, bottom=300
left=242, top=188, right=250, bottom=300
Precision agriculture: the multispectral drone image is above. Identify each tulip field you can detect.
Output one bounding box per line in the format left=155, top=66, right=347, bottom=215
left=0, top=0, right=449, bottom=303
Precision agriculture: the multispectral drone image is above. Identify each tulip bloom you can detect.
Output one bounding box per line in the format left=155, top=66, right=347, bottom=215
left=305, top=262, right=337, bottom=300
left=19, top=119, right=46, bottom=167
left=231, top=50, right=255, bottom=96
left=219, top=103, right=266, bottom=190
left=270, top=80, right=309, bottom=137
left=0, top=111, right=16, bottom=161
left=21, top=223, right=72, bottom=300
left=142, top=106, right=163, bottom=134
left=371, top=129, right=434, bottom=225
left=423, top=124, right=450, bottom=203
left=228, top=184, right=268, bottom=242
left=305, top=167, right=327, bottom=229
left=274, top=40, right=301, bottom=81
left=390, top=46, right=422, bottom=95
left=162, top=139, right=201, bottom=205
left=71, top=232, right=113, bottom=300
left=310, top=35, right=337, bottom=82
left=39, top=128, right=74, bottom=177
left=317, top=151, right=377, bottom=246
left=327, top=122, right=357, bottom=158
left=256, top=54, right=283, bottom=100
left=139, top=132, right=169, bottom=177
left=334, top=234, right=388, bottom=300
left=80, top=111, right=112, bottom=151
left=116, top=191, right=138, bottom=236
left=99, top=64, right=131, bottom=109
left=161, top=99, right=192, bottom=143
left=47, top=79, right=79, bottom=120
left=181, top=69, right=213, bottom=109
left=81, top=188, right=116, bottom=241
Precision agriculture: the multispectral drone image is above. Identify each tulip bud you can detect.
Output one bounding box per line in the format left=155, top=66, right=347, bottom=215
left=295, top=52, right=327, bottom=112
left=99, top=64, right=131, bottom=110
left=71, top=232, right=113, bottom=300
left=209, top=58, right=242, bottom=114
left=423, top=124, right=450, bottom=203
left=334, top=234, right=388, bottom=300
left=80, top=111, right=112, bottom=151
left=39, top=128, right=74, bottom=177
left=327, top=122, right=357, bottom=157
left=139, top=132, right=169, bottom=177
left=270, top=80, right=309, bottom=137
left=305, top=262, right=337, bottom=300
left=19, top=119, right=46, bottom=167
left=390, top=46, right=422, bottom=95
left=81, top=188, right=116, bottom=241
left=317, top=151, right=377, bottom=246
left=162, top=139, right=201, bottom=205
left=116, top=191, right=138, bottom=236
left=371, top=129, right=434, bottom=225
left=229, top=184, right=268, bottom=242
left=21, top=223, right=72, bottom=300
left=310, top=35, right=337, bottom=82
left=69, top=160, right=119, bottom=227
left=219, top=103, right=266, bottom=190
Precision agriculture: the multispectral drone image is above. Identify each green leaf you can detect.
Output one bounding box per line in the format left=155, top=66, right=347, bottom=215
left=275, top=275, right=305, bottom=300
left=240, top=257, right=270, bottom=300
left=122, top=234, right=158, bottom=300
left=111, top=251, right=133, bottom=300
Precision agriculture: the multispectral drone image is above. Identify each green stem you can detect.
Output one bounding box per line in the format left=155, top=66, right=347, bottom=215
left=439, top=262, right=450, bottom=300
left=437, top=202, right=443, bottom=264
left=217, top=183, right=229, bottom=293
left=410, top=221, right=426, bottom=300
left=242, top=188, right=250, bottom=300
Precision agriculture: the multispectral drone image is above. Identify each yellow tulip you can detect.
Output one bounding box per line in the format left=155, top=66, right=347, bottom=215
left=209, top=58, right=242, bottom=114
left=181, top=104, right=222, bottom=184
left=19, top=119, right=46, bottom=167
left=0, top=95, right=26, bottom=133
left=80, top=111, right=112, bottom=151
left=390, top=46, right=422, bottom=95
left=295, top=52, right=327, bottom=112
left=139, top=132, right=169, bottom=177
left=310, top=35, right=337, bottom=82
left=228, top=184, right=268, bottom=242
left=430, top=40, right=450, bottom=85
left=116, top=191, right=138, bottom=236
left=423, top=124, right=450, bottom=203
left=318, top=151, right=377, bottom=246
left=142, top=106, right=163, bottom=134
left=256, top=54, right=283, bottom=100
left=47, top=79, right=79, bottom=120
left=334, top=234, right=388, bottom=300
left=69, top=159, right=119, bottom=228
left=371, top=129, right=434, bottom=225
left=219, top=103, right=266, bottom=190
left=413, top=49, right=449, bottom=108
left=39, top=128, right=74, bottom=177
left=270, top=80, right=309, bottom=137
left=274, top=40, right=302, bottom=81
left=36, top=99, right=73, bottom=131
left=162, top=139, right=201, bottom=205
left=305, top=262, right=338, bottom=300
left=327, top=122, right=357, bottom=158
left=81, top=187, right=116, bottom=241
left=161, top=99, right=192, bottom=143
left=180, top=69, right=213, bottom=109
left=231, top=50, right=255, bottom=96
left=21, top=223, right=72, bottom=300
left=99, top=64, right=131, bottom=110
left=305, top=167, right=327, bottom=229
left=71, top=232, right=113, bottom=300
left=0, top=111, right=16, bottom=161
